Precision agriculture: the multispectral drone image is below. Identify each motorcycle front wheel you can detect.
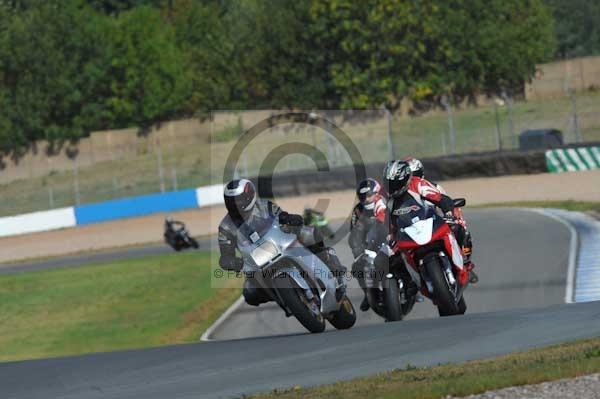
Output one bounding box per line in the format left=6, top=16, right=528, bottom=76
left=424, top=257, right=463, bottom=316
left=276, top=276, right=326, bottom=333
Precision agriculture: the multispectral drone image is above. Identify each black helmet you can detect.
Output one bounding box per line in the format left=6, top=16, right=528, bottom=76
left=356, top=178, right=382, bottom=206
left=383, top=160, right=412, bottom=198
left=224, top=179, right=257, bottom=221
left=404, top=157, right=424, bottom=178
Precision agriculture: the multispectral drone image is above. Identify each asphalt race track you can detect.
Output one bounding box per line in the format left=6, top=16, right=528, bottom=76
left=2, top=208, right=598, bottom=399
left=209, top=208, right=572, bottom=339
left=0, top=239, right=214, bottom=275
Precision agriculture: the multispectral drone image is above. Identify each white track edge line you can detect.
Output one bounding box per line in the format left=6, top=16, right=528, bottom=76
left=200, top=295, right=245, bottom=342
left=528, top=208, right=578, bottom=304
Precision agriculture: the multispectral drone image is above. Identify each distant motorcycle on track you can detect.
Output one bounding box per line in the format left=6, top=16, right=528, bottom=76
left=164, top=217, right=199, bottom=251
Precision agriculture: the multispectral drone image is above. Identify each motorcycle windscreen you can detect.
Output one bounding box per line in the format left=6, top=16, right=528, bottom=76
left=403, top=217, right=434, bottom=245
left=250, top=240, right=280, bottom=267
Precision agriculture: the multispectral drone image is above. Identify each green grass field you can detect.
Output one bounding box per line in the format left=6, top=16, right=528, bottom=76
left=0, top=251, right=239, bottom=362
left=1, top=92, right=599, bottom=217
left=251, top=337, right=600, bottom=399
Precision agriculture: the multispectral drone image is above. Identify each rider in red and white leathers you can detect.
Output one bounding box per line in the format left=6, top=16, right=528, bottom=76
left=404, top=157, right=476, bottom=280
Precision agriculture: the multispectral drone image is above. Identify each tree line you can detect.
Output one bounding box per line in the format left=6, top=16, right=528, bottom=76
left=0, top=0, right=565, bottom=156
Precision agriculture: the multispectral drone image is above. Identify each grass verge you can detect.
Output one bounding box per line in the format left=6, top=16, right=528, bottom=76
left=251, top=337, right=600, bottom=399
left=474, top=200, right=600, bottom=213
left=0, top=250, right=239, bottom=362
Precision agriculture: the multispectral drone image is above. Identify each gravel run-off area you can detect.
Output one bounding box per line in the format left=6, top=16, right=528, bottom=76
left=450, top=373, right=600, bottom=399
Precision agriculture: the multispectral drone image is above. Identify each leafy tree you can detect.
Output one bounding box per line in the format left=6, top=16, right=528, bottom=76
left=167, top=0, right=243, bottom=114
left=225, top=0, right=328, bottom=109
left=0, top=1, right=114, bottom=155
left=105, top=5, right=189, bottom=127
left=309, top=0, right=555, bottom=109
left=544, top=0, right=600, bottom=58
left=86, top=0, right=167, bottom=14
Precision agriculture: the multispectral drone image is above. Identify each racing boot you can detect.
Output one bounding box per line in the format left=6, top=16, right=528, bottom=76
left=462, top=233, right=478, bottom=284
left=319, top=247, right=347, bottom=300
left=359, top=295, right=370, bottom=311
left=394, top=258, right=418, bottom=298
left=404, top=279, right=419, bottom=297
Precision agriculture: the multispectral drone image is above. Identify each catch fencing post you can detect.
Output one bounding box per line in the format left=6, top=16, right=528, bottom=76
left=494, top=100, right=503, bottom=152
left=382, top=106, right=395, bottom=160
left=441, top=95, right=456, bottom=155
left=441, top=132, right=447, bottom=156
left=48, top=186, right=54, bottom=209
left=156, top=140, right=166, bottom=193
left=73, top=158, right=81, bottom=205
left=239, top=115, right=249, bottom=177
left=570, top=89, right=582, bottom=143
left=112, top=176, right=119, bottom=196
left=171, top=167, right=178, bottom=191
left=501, top=91, right=515, bottom=149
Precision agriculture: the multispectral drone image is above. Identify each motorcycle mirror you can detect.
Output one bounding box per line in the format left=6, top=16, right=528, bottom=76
left=453, top=198, right=466, bottom=207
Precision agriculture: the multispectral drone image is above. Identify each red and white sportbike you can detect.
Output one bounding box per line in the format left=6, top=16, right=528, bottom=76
left=390, top=196, right=470, bottom=316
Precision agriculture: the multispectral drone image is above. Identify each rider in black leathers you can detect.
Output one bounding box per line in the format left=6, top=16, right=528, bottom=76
left=348, top=178, right=388, bottom=311
left=218, top=179, right=347, bottom=306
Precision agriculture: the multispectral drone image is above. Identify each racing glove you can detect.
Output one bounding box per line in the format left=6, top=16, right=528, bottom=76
left=279, top=211, right=304, bottom=227
left=438, top=194, right=455, bottom=214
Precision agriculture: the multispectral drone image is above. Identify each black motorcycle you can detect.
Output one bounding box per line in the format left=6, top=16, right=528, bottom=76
left=350, top=219, right=416, bottom=322
left=164, top=218, right=199, bottom=251
left=356, top=234, right=416, bottom=322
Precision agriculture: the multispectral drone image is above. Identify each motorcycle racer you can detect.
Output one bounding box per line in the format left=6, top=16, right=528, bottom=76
left=348, top=178, right=387, bottom=311
left=373, top=160, right=468, bottom=298
left=218, top=179, right=347, bottom=306
left=403, top=157, right=476, bottom=281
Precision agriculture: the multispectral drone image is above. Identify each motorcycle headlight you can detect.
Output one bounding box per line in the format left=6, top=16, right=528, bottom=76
left=250, top=240, right=280, bottom=267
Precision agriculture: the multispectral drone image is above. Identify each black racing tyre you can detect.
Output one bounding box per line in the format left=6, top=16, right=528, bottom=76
left=276, top=276, right=326, bottom=333
left=402, top=293, right=416, bottom=316
left=457, top=296, right=467, bottom=314
left=328, top=296, right=356, bottom=330
left=424, top=257, right=461, bottom=317
left=383, top=278, right=403, bottom=321
left=189, top=237, right=199, bottom=249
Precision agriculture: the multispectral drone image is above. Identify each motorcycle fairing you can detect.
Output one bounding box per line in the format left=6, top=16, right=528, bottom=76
left=403, top=217, right=434, bottom=245
left=238, top=215, right=340, bottom=315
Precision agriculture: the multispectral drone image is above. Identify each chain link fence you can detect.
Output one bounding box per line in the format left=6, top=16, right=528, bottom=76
left=1, top=90, right=599, bottom=217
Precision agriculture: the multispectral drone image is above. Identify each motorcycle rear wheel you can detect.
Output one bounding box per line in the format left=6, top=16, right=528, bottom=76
left=188, top=237, right=199, bottom=249
left=383, top=278, right=403, bottom=321
left=276, top=276, right=326, bottom=333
